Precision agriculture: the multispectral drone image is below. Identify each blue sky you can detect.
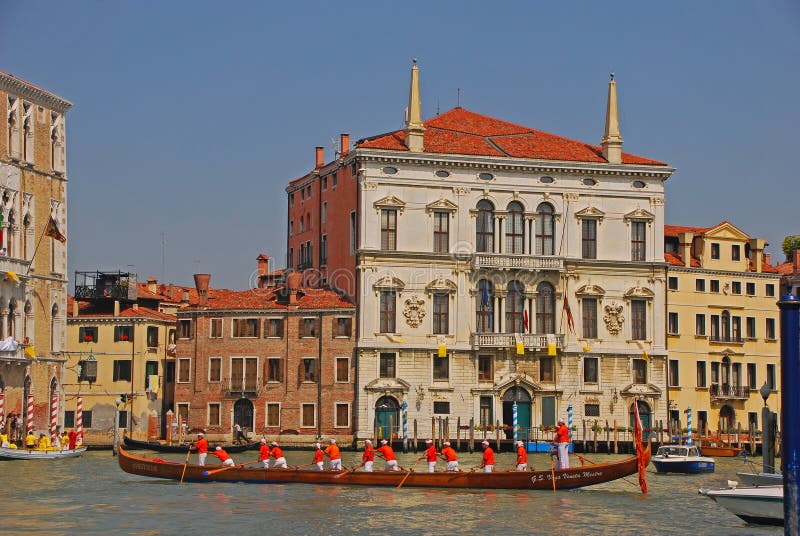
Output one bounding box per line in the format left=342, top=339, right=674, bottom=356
left=2, top=1, right=798, bottom=289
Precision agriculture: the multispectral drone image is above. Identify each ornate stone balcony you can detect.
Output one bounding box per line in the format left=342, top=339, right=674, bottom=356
left=710, top=384, right=751, bottom=400
left=471, top=332, right=565, bottom=350
left=472, top=253, right=564, bottom=271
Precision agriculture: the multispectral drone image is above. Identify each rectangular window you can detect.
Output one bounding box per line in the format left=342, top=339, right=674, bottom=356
left=301, top=403, right=316, bottom=427
left=146, top=326, right=159, bottom=348
left=540, top=357, right=554, bottom=382
left=433, top=211, right=449, bottom=253
left=230, top=357, right=259, bottom=391
left=668, top=276, right=678, bottom=290
left=668, top=359, right=680, bottom=387
left=631, top=221, right=646, bottom=261
left=746, top=282, right=755, bottom=296
left=432, top=293, right=449, bottom=334
left=766, top=363, right=776, bottom=390
left=696, top=361, right=707, bottom=388
left=711, top=361, right=720, bottom=385
left=766, top=283, right=775, bottom=297
left=433, top=401, right=450, bottom=415
left=711, top=315, right=720, bottom=340
left=631, top=299, right=647, bottom=340
left=267, top=357, right=282, bottom=382
left=731, top=281, right=742, bottom=295
left=83, top=410, right=93, bottom=429
left=232, top=318, right=260, bottom=338
left=114, top=325, right=132, bottom=342
left=379, top=291, right=396, bottom=333
left=478, top=354, right=493, bottom=382
left=696, top=279, right=706, bottom=292
left=208, top=403, right=221, bottom=427
left=766, top=318, right=776, bottom=339
left=633, top=358, right=647, bottom=384
left=584, top=404, right=600, bottom=417
left=335, top=403, right=350, bottom=428
left=696, top=314, right=706, bottom=336
left=209, top=357, right=222, bottom=382
left=266, top=318, right=284, bottom=338
left=731, top=244, right=741, bottom=261
left=583, top=357, right=598, bottom=384
left=710, top=280, right=720, bottom=293
left=320, top=235, right=328, bottom=265
left=178, top=319, right=192, bottom=339
left=79, top=326, right=98, bottom=343
left=732, top=316, right=742, bottom=342
left=210, top=318, right=223, bottom=338
left=335, top=317, right=352, bottom=337
left=581, top=219, right=597, bottom=259
left=335, top=357, right=349, bottom=382
left=432, top=353, right=449, bottom=381
left=698, top=411, right=708, bottom=432
left=143, top=361, right=158, bottom=390
left=748, top=412, right=758, bottom=431
left=266, top=403, right=280, bottom=427
left=113, top=360, right=132, bottom=382
left=287, top=248, right=293, bottom=269
left=747, top=363, right=757, bottom=390
left=711, top=243, right=720, bottom=259
left=479, top=396, right=493, bottom=426
left=64, top=411, right=75, bottom=428
left=322, top=201, right=327, bottom=223
left=302, top=358, right=317, bottom=382
left=165, top=361, right=175, bottom=383
left=379, top=352, right=396, bottom=379
left=332, top=172, right=338, bottom=187
left=582, top=298, right=597, bottom=339
left=380, top=209, right=397, bottom=250
left=300, top=318, right=318, bottom=338
left=350, top=211, right=357, bottom=254
left=668, top=312, right=679, bottom=335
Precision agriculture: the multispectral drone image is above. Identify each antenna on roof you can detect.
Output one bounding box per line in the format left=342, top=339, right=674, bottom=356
left=161, top=232, right=166, bottom=283
left=457, top=88, right=461, bottom=108
left=436, top=98, right=440, bottom=116
left=330, top=137, right=339, bottom=157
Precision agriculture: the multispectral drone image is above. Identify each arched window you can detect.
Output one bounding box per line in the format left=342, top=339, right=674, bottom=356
left=506, top=281, right=525, bottom=333
left=535, top=203, right=555, bottom=255
left=505, top=201, right=524, bottom=254
left=7, top=299, right=16, bottom=339
left=476, top=200, right=495, bottom=253
left=476, top=279, right=494, bottom=332
left=721, top=310, right=731, bottom=342
left=536, top=282, right=555, bottom=334
left=51, top=303, right=59, bottom=352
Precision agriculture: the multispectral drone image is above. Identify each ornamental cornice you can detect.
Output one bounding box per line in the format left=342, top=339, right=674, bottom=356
left=666, top=266, right=781, bottom=280
left=0, top=73, right=73, bottom=112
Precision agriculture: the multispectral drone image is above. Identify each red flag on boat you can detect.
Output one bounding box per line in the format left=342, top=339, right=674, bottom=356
left=633, top=399, right=648, bottom=494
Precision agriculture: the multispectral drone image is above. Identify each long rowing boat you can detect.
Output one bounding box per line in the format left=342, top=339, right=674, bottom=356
left=0, top=446, right=87, bottom=460
left=118, top=444, right=650, bottom=490
left=123, top=435, right=260, bottom=453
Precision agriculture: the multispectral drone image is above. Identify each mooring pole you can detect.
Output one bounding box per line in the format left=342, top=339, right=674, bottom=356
left=779, top=292, right=799, bottom=534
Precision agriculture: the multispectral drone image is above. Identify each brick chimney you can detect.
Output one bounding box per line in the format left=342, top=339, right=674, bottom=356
left=194, top=274, right=211, bottom=306
left=764, top=253, right=771, bottom=267
left=286, top=272, right=302, bottom=305
left=794, top=249, right=800, bottom=271
left=72, top=299, right=78, bottom=318
left=678, top=232, right=694, bottom=268
left=147, top=277, right=158, bottom=293
left=181, top=290, right=190, bottom=305
left=340, top=133, right=350, bottom=156
left=749, top=238, right=765, bottom=273
left=257, top=254, right=270, bottom=277
left=315, top=147, right=324, bottom=170
left=114, top=300, right=120, bottom=317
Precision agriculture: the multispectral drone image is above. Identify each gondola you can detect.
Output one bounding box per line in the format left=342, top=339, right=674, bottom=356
left=123, top=435, right=260, bottom=453
left=0, top=446, right=87, bottom=460
left=117, top=444, right=650, bottom=491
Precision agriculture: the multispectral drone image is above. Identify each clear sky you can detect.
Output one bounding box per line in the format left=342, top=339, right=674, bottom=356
left=2, top=1, right=798, bottom=289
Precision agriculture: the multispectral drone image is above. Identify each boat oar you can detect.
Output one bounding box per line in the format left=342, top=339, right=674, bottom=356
left=179, top=447, right=192, bottom=484
left=202, top=460, right=260, bottom=476
left=334, top=462, right=364, bottom=478
left=291, top=462, right=317, bottom=470
left=550, top=452, right=557, bottom=493
left=397, top=458, right=423, bottom=488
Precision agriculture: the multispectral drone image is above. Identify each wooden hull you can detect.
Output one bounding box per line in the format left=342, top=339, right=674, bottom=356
left=699, top=445, right=742, bottom=457
left=123, top=435, right=260, bottom=453
left=0, top=446, right=87, bottom=460
left=118, top=444, right=650, bottom=491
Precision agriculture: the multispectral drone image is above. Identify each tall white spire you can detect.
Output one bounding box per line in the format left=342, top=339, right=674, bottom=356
left=601, top=73, right=623, bottom=164
left=404, top=59, right=425, bottom=152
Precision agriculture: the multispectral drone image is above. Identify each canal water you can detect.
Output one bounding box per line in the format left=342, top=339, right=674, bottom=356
left=2, top=450, right=780, bottom=535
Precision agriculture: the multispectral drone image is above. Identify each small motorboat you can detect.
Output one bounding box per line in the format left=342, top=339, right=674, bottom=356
left=700, top=482, right=783, bottom=526
left=735, top=471, right=782, bottom=486
left=0, top=446, right=87, bottom=460
left=699, top=442, right=742, bottom=457
left=651, top=445, right=715, bottom=474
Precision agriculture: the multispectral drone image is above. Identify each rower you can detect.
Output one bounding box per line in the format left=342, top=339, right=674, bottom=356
left=480, top=440, right=495, bottom=472
left=324, top=438, right=342, bottom=470
left=313, top=443, right=324, bottom=470
left=422, top=438, right=438, bottom=472
left=376, top=439, right=399, bottom=471
left=515, top=440, right=528, bottom=471
left=270, top=441, right=288, bottom=468
left=211, top=446, right=235, bottom=467
left=440, top=441, right=459, bottom=471
left=259, top=438, right=271, bottom=468
left=362, top=439, right=375, bottom=472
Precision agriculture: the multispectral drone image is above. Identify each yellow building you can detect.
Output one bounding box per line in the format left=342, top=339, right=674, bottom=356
left=664, top=222, right=781, bottom=435
left=65, top=271, right=178, bottom=445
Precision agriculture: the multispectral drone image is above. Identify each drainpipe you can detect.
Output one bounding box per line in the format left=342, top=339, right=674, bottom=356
left=318, top=312, right=323, bottom=440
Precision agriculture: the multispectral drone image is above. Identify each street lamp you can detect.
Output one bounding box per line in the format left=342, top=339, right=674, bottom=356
left=759, top=382, right=771, bottom=407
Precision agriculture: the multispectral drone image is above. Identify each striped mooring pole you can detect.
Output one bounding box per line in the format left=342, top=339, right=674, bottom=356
left=512, top=401, right=518, bottom=442
left=50, top=390, right=58, bottom=441
left=401, top=399, right=408, bottom=452
left=778, top=291, right=799, bottom=534
left=26, top=391, right=34, bottom=433
left=76, top=393, right=83, bottom=445
left=567, top=404, right=573, bottom=442
left=686, top=407, right=693, bottom=446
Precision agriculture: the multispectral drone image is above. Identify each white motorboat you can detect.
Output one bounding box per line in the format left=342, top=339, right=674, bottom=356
left=0, top=446, right=87, bottom=460
left=699, top=482, right=783, bottom=526
left=735, top=471, right=782, bottom=486
left=651, top=445, right=715, bottom=473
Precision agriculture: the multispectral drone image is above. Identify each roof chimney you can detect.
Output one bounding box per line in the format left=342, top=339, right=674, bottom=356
left=181, top=290, right=190, bottom=305
left=257, top=254, right=270, bottom=277
left=315, top=146, right=325, bottom=170
left=749, top=239, right=765, bottom=273
left=72, top=299, right=78, bottom=318
left=114, top=300, right=120, bottom=317
left=764, top=253, right=771, bottom=267
left=404, top=59, right=425, bottom=152
left=795, top=249, right=800, bottom=271
left=340, top=133, right=350, bottom=156
left=147, top=277, right=158, bottom=293
left=286, top=272, right=302, bottom=305
left=601, top=73, right=623, bottom=165
left=194, top=273, right=211, bottom=306
left=678, top=232, right=694, bottom=268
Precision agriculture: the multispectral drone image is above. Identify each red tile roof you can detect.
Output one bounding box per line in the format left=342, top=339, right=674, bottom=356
left=136, top=282, right=202, bottom=304
left=776, top=261, right=797, bottom=276
left=67, top=296, right=176, bottom=321
left=357, top=107, right=667, bottom=165
left=184, top=287, right=354, bottom=311
left=664, top=224, right=710, bottom=238
left=664, top=252, right=700, bottom=267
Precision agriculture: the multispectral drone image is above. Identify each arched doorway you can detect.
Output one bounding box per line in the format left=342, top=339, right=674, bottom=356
left=629, top=400, right=652, bottom=432
left=233, top=398, right=254, bottom=436
left=719, top=404, right=735, bottom=432
left=374, top=396, right=399, bottom=440
left=502, top=386, right=532, bottom=438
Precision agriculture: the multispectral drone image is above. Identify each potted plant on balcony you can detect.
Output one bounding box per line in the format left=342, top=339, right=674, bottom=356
left=119, top=334, right=129, bottom=341
left=84, top=334, right=93, bottom=342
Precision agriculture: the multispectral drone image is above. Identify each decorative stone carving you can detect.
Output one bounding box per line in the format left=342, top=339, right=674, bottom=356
left=403, top=295, right=426, bottom=328
left=603, top=302, right=624, bottom=335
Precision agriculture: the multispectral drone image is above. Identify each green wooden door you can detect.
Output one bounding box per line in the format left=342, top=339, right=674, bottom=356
left=541, top=396, right=556, bottom=427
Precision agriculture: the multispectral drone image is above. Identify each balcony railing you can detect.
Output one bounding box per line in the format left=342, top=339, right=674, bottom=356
left=710, top=336, right=743, bottom=344
left=710, top=384, right=751, bottom=400
left=221, top=378, right=259, bottom=397
left=472, top=253, right=564, bottom=271
left=472, top=332, right=565, bottom=350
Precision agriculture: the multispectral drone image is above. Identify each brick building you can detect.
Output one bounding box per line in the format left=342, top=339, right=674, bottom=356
left=173, top=272, right=355, bottom=444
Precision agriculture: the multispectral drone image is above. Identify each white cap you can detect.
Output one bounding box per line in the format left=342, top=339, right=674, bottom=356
left=197, top=432, right=204, bottom=437
left=443, top=441, right=450, bottom=446
left=365, top=439, right=372, bottom=444
left=315, top=443, right=321, bottom=448
left=482, top=440, right=489, bottom=445
left=516, top=440, right=524, bottom=447
left=558, top=417, right=566, bottom=424
left=215, top=446, right=222, bottom=451
left=261, top=438, right=267, bottom=444
left=381, top=439, right=388, bottom=444
left=425, top=438, right=432, bottom=444
left=271, top=441, right=278, bottom=446
left=330, top=438, right=336, bottom=443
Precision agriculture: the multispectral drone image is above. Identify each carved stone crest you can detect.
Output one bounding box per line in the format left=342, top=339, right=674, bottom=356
left=603, top=302, right=624, bottom=335
left=403, top=295, right=426, bottom=328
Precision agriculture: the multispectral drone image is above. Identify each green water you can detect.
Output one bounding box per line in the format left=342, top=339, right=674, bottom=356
left=1, top=450, right=780, bottom=535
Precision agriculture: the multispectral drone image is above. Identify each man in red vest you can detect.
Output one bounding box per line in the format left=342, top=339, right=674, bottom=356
left=259, top=438, right=271, bottom=468
left=422, top=438, right=438, bottom=472
left=270, top=441, right=288, bottom=468
left=324, top=438, right=342, bottom=470
left=192, top=432, right=209, bottom=466
left=211, top=446, right=235, bottom=467
left=515, top=440, right=528, bottom=471
left=313, top=443, right=324, bottom=470
left=553, top=417, right=570, bottom=469
left=440, top=441, right=459, bottom=471
left=480, top=440, right=495, bottom=472
left=362, top=439, right=375, bottom=472
left=376, top=439, right=399, bottom=471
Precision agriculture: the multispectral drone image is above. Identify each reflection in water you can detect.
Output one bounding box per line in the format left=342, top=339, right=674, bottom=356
left=0, top=452, right=781, bottom=535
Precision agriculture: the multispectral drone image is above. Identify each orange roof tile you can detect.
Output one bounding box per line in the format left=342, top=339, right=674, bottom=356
left=184, top=287, right=353, bottom=311
left=664, top=224, right=710, bottom=238
left=357, top=107, right=667, bottom=165
left=136, top=282, right=202, bottom=304
left=664, top=252, right=700, bottom=268
left=67, top=296, right=176, bottom=321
